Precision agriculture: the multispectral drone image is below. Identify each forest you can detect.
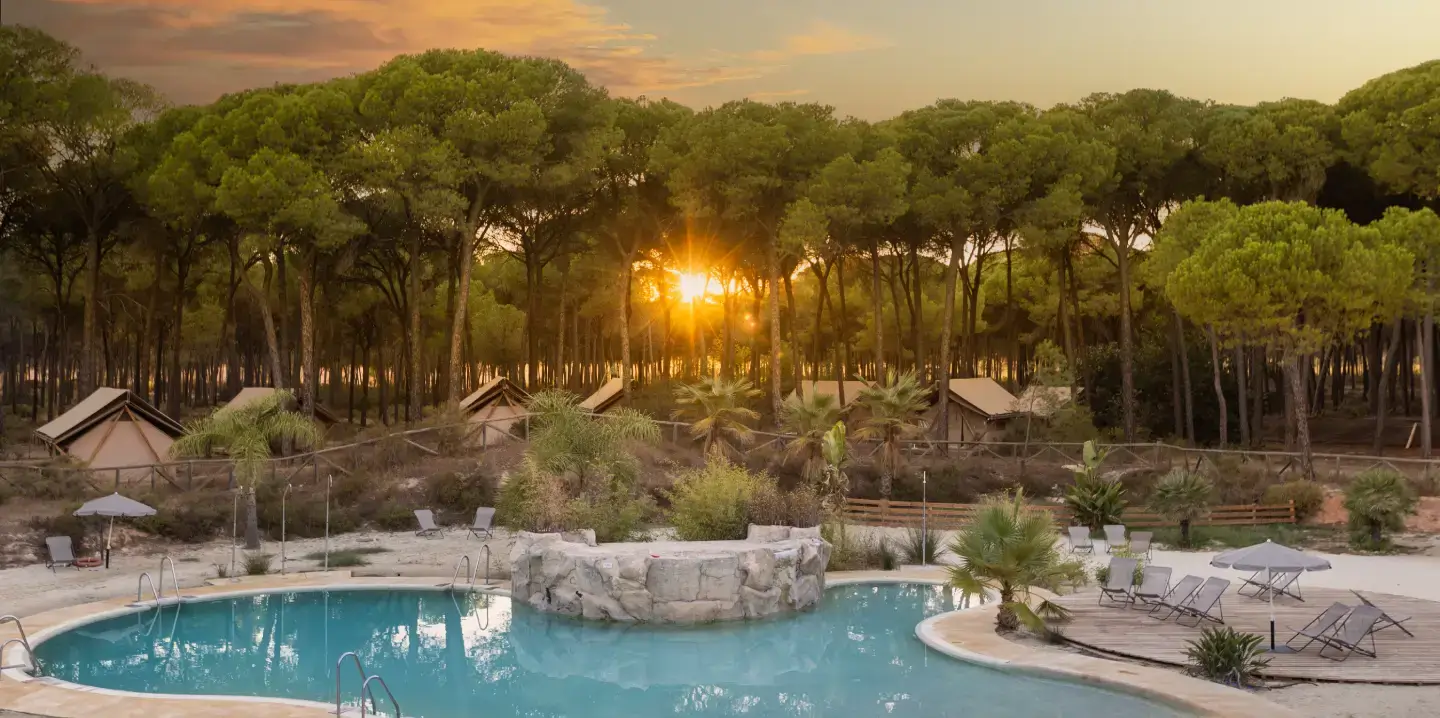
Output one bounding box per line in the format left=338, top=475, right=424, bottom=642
left=3, top=25, right=1440, bottom=477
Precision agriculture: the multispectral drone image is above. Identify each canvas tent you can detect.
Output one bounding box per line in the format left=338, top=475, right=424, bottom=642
left=1013, top=385, right=1075, bottom=418
left=459, top=376, right=531, bottom=443
left=579, top=377, right=626, bottom=414
left=925, top=378, right=1020, bottom=442
left=790, top=380, right=873, bottom=411
left=222, top=387, right=340, bottom=424
left=35, top=388, right=184, bottom=479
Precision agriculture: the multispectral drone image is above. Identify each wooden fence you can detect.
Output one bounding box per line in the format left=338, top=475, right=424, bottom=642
left=841, top=497, right=1297, bottom=530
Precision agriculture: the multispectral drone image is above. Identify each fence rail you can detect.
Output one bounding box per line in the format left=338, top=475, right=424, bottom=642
left=841, top=498, right=1297, bottom=529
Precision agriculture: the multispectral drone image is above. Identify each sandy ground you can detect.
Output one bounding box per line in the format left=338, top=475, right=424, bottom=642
left=4, top=525, right=1440, bottom=717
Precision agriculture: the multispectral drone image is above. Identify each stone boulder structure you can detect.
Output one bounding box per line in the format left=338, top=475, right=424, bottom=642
left=508, top=525, right=831, bottom=623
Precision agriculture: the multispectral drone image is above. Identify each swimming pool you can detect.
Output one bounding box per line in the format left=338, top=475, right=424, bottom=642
left=32, top=583, right=1187, bottom=717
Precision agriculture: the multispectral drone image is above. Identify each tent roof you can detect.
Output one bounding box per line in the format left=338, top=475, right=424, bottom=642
left=223, top=387, right=339, bottom=424
left=945, top=378, right=1020, bottom=418
left=579, top=377, right=626, bottom=413
left=1013, top=385, right=1076, bottom=418
left=794, top=381, right=872, bottom=408
left=35, top=389, right=185, bottom=446
left=459, top=376, right=530, bottom=414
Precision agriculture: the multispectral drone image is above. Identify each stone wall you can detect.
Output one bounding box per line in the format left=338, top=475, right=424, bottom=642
left=508, top=525, right=831, bottom=623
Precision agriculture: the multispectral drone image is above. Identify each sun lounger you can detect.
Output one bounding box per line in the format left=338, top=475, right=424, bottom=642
left=1131, top=566, right=1171, bottom=609
left=415, top=509, right=443, bottom=538
left=1098, top=557, right=1139, bottom=607
left=1173, top=577, right=1230, bottom=627
left=46, top=536, right=77, bottom=572
left=1350, top=590, right=1414, bottom=637
left=1149, top=574, right=1204, bottom=617
left=1129, top=531, right=1153, bottom=559
left=1319, top=605, right=1385, bottom=661
left=1067, top=526, right=1094, bottom=553
left=1286, top=602, right=1353, bottom=653
left=1103, top=524, right=1128, bottom=554
left=468, top=507, right=496, bottom=540
left=1238, top=570, right=1303, bottom=601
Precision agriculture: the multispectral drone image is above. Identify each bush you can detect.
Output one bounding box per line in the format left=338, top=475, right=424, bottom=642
left=1263, top=480, right=1326, bottom=523
left=1093, top=551, right=1146, bottom=586
left=29, top=512, right=89, bottom=558
left=371, top=505, right=416, bottom=532
left=1344, top=469, right=1418, bottom=548
left=426, top=467, right=495, bottom=518
left=244, top=552, right=274, bottom=575
left=568, top=489, right=653, bottom=543
left=897, top=526, right=947, bottom=564
left=1207, top=456, right=1278, bottom=505
left=1064, top=478, right=1126, bottom=531
left=786, top=485, right=822, bottom=527
left=135, top=493, right=232, bottom=542
left=745, top=481, right=789, bottom=526
left=314, top=550, right=371, bottom=568
left=495, top=460, right=573, bottom=533
left=1147, top=469, right=1213, bottom=547
left=666, top=459, right=765, bottom=541
left=822, top=522, right=885, bottom=571
left=1185, top=626, right=1270, bottom=686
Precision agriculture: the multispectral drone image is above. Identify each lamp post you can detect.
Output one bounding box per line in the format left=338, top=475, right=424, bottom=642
left=921, top=470, right=928, bottom=566
left=324, top=474, right=332, bottom=572
left=280, top=483, right=292, bottom=574
left=229, top=490, right=238, bottom=580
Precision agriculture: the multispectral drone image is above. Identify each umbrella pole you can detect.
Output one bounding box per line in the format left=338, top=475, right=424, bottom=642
left=1269, top=568, right=1276, bottom=650
left=106, top=517, right=114, bottom=569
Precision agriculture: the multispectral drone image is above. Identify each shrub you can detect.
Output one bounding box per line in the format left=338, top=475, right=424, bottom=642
left=426, top=467, right=494, bottom=518
left=315, top=550, right=371, bottom=568
left=495, top=460, right=573, bottom=533
left=1147, top=469, right=1213, bottom=547
left=1185, top=626, right=1270, bottom=686
left=29, top=512, right=89, bottom=558
left=822, top=522, right=885, bottom=571
left=135, top=494, right=232, bottom=542
left=371, top=505, right=416, bottom=532
left=1344, top=469, right=1418, bottom=548
left=1093, top=550, right=1146, bottom=585
left=244, top=552, right=274, bottom=575
left=666, top=459, right=765, bottom=541
left=878, top=540, right=899, bottom=571
left=948, top=490, right=1081, bottom=631
left=1262, top=480, right=1326, bottom=523
left=1207, top=456, right=1278, bottom=505
left=568, top=489, right=653, bottom=543
left=786, top=485, right=822, bottom=527
left=1064, top=478, right=1126, bottom=532
left=897, top=526, right=948, bottom=565
left=745, top=481, right=789, bottom=526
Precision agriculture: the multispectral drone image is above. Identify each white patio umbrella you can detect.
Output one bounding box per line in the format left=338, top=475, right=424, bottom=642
left=1210, top=539, right=1331, bottom=652
left=74, top=493, right=157, bottom=569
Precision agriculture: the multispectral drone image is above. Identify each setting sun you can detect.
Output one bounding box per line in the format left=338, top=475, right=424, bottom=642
left=676, top=272, right=710, bottom=302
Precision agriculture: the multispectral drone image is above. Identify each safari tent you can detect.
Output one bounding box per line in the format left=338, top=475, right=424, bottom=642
left=925, top=378, right=1020, bottom=442
left=222, top=386, right=340, bottom=424
left=790, top=380, right=873, bottom=412
left=579, top=377, right=626, bottom=414
left=459, top=376, right=530, bottom=443
left=34, top=388, right=185, bottom=478
left=1013, top=385, right=1076, bottom=418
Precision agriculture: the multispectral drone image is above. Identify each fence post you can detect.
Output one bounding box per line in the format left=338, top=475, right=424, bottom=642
left=1288, top=500, right=1296, bottom=524
left=150, top=466, right=156, bottom=492
left=880, top=498, right=891, bottom=526
left=228, top=464, right=235, bottom=490
left=188, top=461, right=194, bottom=491
left=114, top=468, right=121, bottom=491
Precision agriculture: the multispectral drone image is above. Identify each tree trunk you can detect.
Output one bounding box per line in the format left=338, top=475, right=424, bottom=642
left=244, top=262, right=286, bottom=390
left=1174, top=309, right=1195, bottom=442
left=407, top=232, right=423, bottom=421
left=447, top=218, right=484, bottom=402
left=1286, top=354, right=1315, bottom=480
left=1235, top=345, right=1250, bottom=447
left=1116, top=245, right=1137, bottom=441
left=1207, top=327, right=1228, bottom=446
left=78, top=226, right=100, bottom=399
left=1373, top=321, right=1403, bottom=454
left=1424, top=312, right=1434, bottom=458
left=167, top=257, right=188, bottom=418
left=244, top=487, right=260, bottom=550
left=1179, top=519, right=1191, bottom=547
left=620, top=252, right=634, bottom=395
left=784, top=272, right=803, bottom=392
left=938, top=237, right=961, bottom=444
left=837, top=257, right=851, bottom=401
left=911, top=243, right=925, bottom=381
left=767, top=240, right=784, bottom=419
left=297, top=256, right=318, bottom=421
left=870, top=244, right=884, bottom=376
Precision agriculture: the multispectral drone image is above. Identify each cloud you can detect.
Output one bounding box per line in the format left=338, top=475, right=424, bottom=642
left=8, top=0, right=760, bottom=102
left=746, top=89, right=812, bottom=101
left=750, top=20, right=892, bottom=62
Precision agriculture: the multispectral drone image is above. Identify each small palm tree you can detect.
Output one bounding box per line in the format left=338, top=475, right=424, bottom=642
left=528, top=390, right=660, bottom=496
left=672, top=376, right=761, bottom=457
left=1344, top=469, right=1418, bottom=547
left=780, top=391, right=843, bottom=483
left=853, top=370, right=930, bottom=498
left=948, top=490, right=1080, bottom=632
left=818, top=421, right=850, bottom=514
left=1148, top=469, right=1214, bottom=547
left=172, top=389, right=319, bottom=550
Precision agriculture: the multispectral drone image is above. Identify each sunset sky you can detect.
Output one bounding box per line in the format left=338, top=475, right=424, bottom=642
left=7, top=0, right=1440, bottom=119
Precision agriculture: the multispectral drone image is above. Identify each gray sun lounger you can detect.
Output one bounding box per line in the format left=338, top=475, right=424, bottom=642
left=1131, top=566, right=1172, bottom=609
left=1128, top=531, right=1153, bottom=559
left=46, top=536, right=77, bottom=572
left=1239, top=570, right=1303, bottom=601
left=415, top=509, right=443, bottom=537
left=468, top=507, right=496, bottom=540
left=1098, top=557, right=1139, bottom=607
left=1173, top=577, right=1230, bottom=627
left=1103, top=525, right=1128, bottom=554
left=1067, top=526, right=1094, bottom=553
left=1286, top=602, right=1353, bottom=653
left=1350, top=590, right=1414, bottom=637
left=1149, top=574, right=1204, bottom=617
left=1319, top=605, right=1385, bottom=661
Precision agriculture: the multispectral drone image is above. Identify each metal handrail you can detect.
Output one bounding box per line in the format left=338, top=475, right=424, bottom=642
left=360, top=674, right=400, bottom=717
left=0, top=616, right=36, bottom=675
left=136, top=572, right=160, bottom=604
left=159, top=555, right=182, bottom=602
left=475, top=545, right=491, bottom=588
left=447, top=555, right=472, bottom=591
left=335, top=652, right=374, bottom=716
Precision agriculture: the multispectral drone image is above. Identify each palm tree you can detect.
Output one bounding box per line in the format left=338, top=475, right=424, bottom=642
left=819, top=421, right=850, bottom=514
left=672, top=376, right=761, bottom=457
left=1147, top=469, right=1213, bottom=547
left=171, top=389, right=319, bottom=549
left=948, top=490, right=1081, bottom=632
left=1344, top=469, right=1419, bottom=546
left=853, top=370, right=930, bottom=497
left=780, top=390, right=842, bottom=483
left=528, top=390, right=660, bottom=496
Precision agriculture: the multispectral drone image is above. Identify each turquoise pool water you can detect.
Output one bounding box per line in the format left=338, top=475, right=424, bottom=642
left=34, top=584, right=1185, bottom=717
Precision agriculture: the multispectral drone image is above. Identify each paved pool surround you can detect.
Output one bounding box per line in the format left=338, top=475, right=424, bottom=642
left=508, top=525, right=832, bottom=622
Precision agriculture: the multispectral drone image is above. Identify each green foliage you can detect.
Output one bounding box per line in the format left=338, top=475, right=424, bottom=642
left=853, top=371, right=931, bottom=498
left=370, top=505, right=416, bottom=532
left=425, top=467, right=495, bottom=518
left=1344, top=469, right=1418, bottom=548
left=780, top=391, right=843, bottom=483
left=665, top=459, right=765, bottom=541
left=897, top=526, right=948, bottom=565
left=1147, top=469, right=1214, bottom=546
left=526, top=390, right=660, bottom=496
left=818, top=421, right=850, bottom=513
left=244, top=553, right=274, bottom=576
left=821, top=522, right=886, bottom=571
left=134, top=493, right=231, bottom=542
left=948, top=490, right=1085, bottom=631
left=1339, top=61, right=1440, bottom=200
left=1263, top=481, right=1327, bottom=523
left=1093, top=550, right=1146, bottom=585
left=1184, top=627, right=1271, bottom=686
left=672, top=376, right=761, bottom=456
left=744, top=480, right=790, bottom=526
left=567, top=488, right=653, bottom=543
left=1063, top=443, right=1127, bottom=532
left=171, top=389, right=320, bottom=488
left=303, top=547, right=389, bottom=562
left=495, top=459, right=573, bottom=534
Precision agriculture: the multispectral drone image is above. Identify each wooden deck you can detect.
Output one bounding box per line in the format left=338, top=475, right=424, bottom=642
left=1054, top=586, right=1440, bottom=684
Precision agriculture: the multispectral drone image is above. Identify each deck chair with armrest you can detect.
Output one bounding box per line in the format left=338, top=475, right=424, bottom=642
left=1350, top=590, right=1414, bottom=637
left=1098, top=557, right=1139, bottom=607
left=1128, top=531, right=1153, bottom=559
left=1103, top=525, right=1128, bottom=554
left=415, top=509, right=443, bottom=538
left=1172, top=577, right=1230, bottom=627
left=1285, top=602, right=1353, bottom=653
left=1149, top=575, right=1204, bottom=617
left=1131, top=566, right=1171, bottom=610
left=1067, top=526, right=1094, bottom=553
left=1238, top=570, right=1303, bottom=601
left=1319, top=605, right=1386, bottom=661
left=46, top=536, right=77, bottom=572
left=468, top=507, right=496, bottom=540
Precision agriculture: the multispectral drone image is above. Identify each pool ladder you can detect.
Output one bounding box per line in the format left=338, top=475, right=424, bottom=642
left=0, top=615, right=39, bottom=678
left=335, top=652, right=401, bottom=717
left=442, top=546, right=493, bottom=592
left=133, top=556, right=194, bottom=607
